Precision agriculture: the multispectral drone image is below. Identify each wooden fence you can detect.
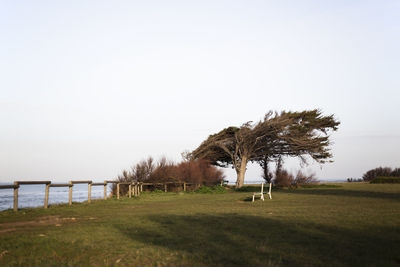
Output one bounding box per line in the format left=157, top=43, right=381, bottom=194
left=0, top=180, right=214, bottom=212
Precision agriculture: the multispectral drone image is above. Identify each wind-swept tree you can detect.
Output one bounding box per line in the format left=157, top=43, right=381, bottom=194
left=191, top=111, right=292, bottom=187
left=191, top=110, right=339, bottom=188
left=254, top=110, right=340, bottom=182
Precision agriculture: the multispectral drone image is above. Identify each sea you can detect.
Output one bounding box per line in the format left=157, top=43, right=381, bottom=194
left=0, top=183, right=113, bottom=211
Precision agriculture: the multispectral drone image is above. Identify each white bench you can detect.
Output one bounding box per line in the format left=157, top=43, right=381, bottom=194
left=252, top=182, right=272, bottom=202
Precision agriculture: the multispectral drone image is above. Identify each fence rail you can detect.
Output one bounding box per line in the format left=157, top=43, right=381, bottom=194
left=0, top=185, right=17, bottom=189
left=0, top=180, right=218, bottom=212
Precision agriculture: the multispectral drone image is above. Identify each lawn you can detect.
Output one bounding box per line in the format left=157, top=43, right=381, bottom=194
left=0, top=183, right=399, bottom=266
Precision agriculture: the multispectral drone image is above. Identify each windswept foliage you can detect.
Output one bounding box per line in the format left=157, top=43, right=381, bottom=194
left=118, top=157, right=156, bottom=183
left=191, top=109, right=339, bottom=187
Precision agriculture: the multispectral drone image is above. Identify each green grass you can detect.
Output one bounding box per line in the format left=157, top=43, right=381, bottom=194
left=0, top=183, right=399, bottom=266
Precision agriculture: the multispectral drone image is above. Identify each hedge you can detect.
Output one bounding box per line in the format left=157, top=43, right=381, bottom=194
left=370, top=176, right=400, bottom=184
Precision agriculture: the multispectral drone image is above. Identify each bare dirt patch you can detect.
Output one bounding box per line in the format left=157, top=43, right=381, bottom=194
left=0, top=250, right=8, bottom=259
left=0, top=216, right=78, bottom=234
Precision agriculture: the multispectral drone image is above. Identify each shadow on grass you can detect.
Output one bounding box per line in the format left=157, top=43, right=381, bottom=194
left=282, top=188, right=400, bottom=202
left=235, top=184, right=341, bottom=193
left=116, top=214, right=400, bottom=266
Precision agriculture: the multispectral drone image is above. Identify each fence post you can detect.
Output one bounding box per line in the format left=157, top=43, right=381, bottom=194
left=69, top=181, right=73, bottom=206
left=164, top=183, right=167, bottom=192
left=183, top=182, right=186, bottom=192
left=88, top=183, right=91, bottom=203
left=104, top=181, right=107, bottom=200
left=134, top=182, right=139, bottom=197
left=129, top=183, right=132, bottom=198
left=13, top=182, right=19, bottom=212
left=140, top=182, right=143, bottom=192
left=44, top=183, right=50, bottom=209
left=117, top=183, right=120, bottom=200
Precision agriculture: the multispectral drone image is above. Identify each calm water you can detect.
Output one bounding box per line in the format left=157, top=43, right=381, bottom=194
left=0, top=183, right=113, bottom=211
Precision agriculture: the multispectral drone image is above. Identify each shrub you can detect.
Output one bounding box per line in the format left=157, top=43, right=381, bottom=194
left=274, top=169, right=318, bottom=188
left=114, top=157, right=225, bottom=195
left=294, top=171, right=318, bottom=186
left=363, top=167, right=394, bottom=181
left=211, top=185, right=226, bottom=194
left=172, top=160, right=225, bottom=185
left=391, top=168, right=400, bottom=177
left=370, top=177, right=400, bottom=184
left=274, top=169, right=294, bottom=187
left=194, top=186, right=213, bottom=194
left=152, top=189, right=164, bottom=193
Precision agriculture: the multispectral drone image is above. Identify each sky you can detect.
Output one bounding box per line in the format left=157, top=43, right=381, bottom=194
left=1, top=0, right=399, bottom=183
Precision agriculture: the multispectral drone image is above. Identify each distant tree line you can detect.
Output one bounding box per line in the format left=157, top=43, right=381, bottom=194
left=363, top=167, right=400, bottom=181
left=347, top=178, right=363, bottom=183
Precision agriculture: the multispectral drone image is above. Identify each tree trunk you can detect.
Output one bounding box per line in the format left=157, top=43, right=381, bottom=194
left=235, top=158, right=248, bottom=188
left=262, top=157, right=272, bottom=183
left=275, top=156, right=283, bottom=177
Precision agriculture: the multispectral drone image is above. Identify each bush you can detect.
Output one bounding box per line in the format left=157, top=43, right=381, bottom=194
left=363, top=167, right=396, bottom=181
left=274, top=170, right=294, bottom=187
left=392, top=168, right=400, bottom=177
left=171, top=160, right=225, bottom=185
left=114, top=157, right=225, bottom=195
left=274, top=169, right=318, bottom=188
left=152, top=189, right=165, bottom=193
left=194, top=185, right=226, bottom=194
left=294, top=171, right=318, bottom=186
left=119, top=157, right=225, bottom=185
left=211, top=185, right=227, bottom=194
left=370, top=177, right=400, bottom=184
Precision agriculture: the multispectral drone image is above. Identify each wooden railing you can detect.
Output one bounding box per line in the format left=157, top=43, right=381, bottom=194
left=0, top=180, right=212, bottom=212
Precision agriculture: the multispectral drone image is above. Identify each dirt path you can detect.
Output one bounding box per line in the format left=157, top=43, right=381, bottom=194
left=0, top=216, right=78, bottom=233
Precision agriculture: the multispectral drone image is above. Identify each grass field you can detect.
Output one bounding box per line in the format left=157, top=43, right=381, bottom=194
left=0, top=183, right=399, bottom=266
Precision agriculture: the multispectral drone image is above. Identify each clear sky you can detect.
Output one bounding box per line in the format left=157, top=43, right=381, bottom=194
left=1, top=0, right=399, bottom=182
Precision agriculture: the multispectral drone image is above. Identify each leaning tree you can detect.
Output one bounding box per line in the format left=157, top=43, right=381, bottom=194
left=254, top=110, right=340, bottom=183
left=191, top=110, right=339, bottom=188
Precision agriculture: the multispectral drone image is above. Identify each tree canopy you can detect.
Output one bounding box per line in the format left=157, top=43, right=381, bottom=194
left=191, top=109, right=339, bottom=187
